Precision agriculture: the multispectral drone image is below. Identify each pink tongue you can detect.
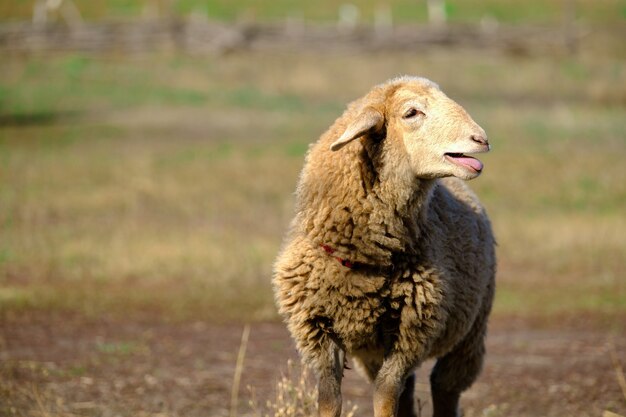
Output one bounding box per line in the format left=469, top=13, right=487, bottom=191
left=455, top=156, right=483, bottom=171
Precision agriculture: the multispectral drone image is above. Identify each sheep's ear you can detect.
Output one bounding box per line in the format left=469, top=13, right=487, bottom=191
left=330, top=107, right=384, bottom=151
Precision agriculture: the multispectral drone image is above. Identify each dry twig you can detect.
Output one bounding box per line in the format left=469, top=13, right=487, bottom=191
left=230, top=323, right=251, bottom=417
left=609, top=343, right=626, bottom=404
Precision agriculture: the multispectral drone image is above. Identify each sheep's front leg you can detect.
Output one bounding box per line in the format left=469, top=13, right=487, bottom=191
left=317, top=342, right=345, bottom=417
left=373, top=355, right=414, bottom=417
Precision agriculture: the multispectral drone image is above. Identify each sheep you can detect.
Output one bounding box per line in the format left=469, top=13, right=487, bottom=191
left=273, top=76, right=496, bottom=417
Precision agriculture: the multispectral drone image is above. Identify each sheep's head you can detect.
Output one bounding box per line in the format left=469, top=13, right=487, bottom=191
left=330, top=76, right=489, bottom=180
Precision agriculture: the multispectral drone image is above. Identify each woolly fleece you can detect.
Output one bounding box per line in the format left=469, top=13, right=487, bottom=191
left=273, top=76, right=496, bottom=415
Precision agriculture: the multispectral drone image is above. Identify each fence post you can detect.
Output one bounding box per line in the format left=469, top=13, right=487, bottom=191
left=563, top=0, right=578, bottom=54
left=32, top=0, right=83, bottom=29
left=426, top=0, right=447, bottom=27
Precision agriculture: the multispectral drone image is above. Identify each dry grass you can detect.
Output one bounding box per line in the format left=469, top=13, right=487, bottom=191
left=0, top=29, right=625, bottom=322
left=248, top=360, right=358, bottom=417
left=1, top=26, right=624, bottom=417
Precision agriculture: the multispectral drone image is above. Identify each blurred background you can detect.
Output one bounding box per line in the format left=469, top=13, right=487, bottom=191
left=0, top=1, right=625, bottom=416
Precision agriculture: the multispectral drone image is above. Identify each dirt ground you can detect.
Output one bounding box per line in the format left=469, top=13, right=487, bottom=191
left=1, top=312, right=625, bottom=417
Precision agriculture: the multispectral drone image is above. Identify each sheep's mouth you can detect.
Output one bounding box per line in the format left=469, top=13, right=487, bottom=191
left=444, top=153, right=484, bottom=173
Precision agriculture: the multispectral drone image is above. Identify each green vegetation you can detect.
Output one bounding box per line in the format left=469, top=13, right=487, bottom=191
left=0, top=0, right=624, bottom=24
left=1, top=38, right=625, bottom=322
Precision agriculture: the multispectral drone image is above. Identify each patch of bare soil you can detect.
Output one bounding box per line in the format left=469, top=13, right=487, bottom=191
left=1, top=312, right=625, bottom=417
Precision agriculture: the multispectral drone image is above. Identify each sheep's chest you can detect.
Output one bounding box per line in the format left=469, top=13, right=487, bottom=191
left=308, top=261, right=446, bottom=354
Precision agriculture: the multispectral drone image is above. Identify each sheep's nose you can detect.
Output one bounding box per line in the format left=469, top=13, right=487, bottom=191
left=471, top=134, right=490, bottom=149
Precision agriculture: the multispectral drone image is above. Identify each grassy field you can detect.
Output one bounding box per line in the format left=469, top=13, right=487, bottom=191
left=1, top=14, right=626, bottom=415
left=1, top=38, right=625, bottom=324
left=1, top=0, right=625, bottom=24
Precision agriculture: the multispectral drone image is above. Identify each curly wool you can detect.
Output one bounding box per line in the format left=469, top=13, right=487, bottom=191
left=273, top=77, right=496, bottom=381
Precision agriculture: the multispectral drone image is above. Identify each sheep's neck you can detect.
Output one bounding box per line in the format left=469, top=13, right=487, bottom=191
left=358, top=162, right=435, bottom=264
left=302, top=143, right=435, bottom=266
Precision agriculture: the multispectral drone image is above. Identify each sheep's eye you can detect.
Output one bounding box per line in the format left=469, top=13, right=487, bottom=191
left=403, top=108, right=425, bottom=119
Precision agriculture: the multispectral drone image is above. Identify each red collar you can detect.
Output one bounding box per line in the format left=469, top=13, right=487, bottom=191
left=320, top=244, right=354, bottom=269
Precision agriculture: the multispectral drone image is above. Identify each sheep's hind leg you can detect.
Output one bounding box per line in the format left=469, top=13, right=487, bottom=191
left=396, top=372, right=418, bottom=417
left=430, top=319, right=487, bottom=417
left=317, top=342, right=345, bottom=417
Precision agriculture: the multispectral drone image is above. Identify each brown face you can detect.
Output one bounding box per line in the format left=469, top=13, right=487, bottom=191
left=389, top=79, right=490, bottom=180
